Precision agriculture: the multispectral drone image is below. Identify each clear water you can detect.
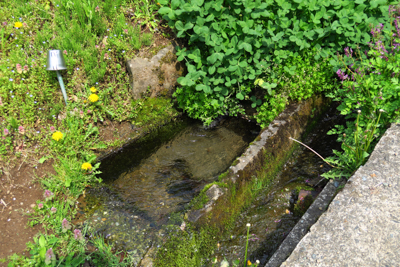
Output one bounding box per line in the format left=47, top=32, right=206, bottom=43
left=77, top=117, right=259, bottom=263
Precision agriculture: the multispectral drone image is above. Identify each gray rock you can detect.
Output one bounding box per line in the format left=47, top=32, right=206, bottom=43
left=126, top=45, right=184, bottom=99
left=186, top=184, right=225, bottom=223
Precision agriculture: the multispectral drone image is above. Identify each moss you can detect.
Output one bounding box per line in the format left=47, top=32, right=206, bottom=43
left=293, top=194, right=314, bottom=216
left=189, top=181, right=228, bottom=210
left=294, top=185, right=314, bottom=194
left=218, top=170, right=229, bottom=181
left=133, top=97, right=180, bottom=132
left=154, top=225, right=219, bottom=267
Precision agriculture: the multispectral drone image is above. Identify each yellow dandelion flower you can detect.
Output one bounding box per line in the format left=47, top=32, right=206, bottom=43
left=88, top=94, right=99, bottom=103
left=81, top=162, right=92, bottom=171
left=14, top=22, right=23, bottom=28
left=90, top=87, right=97, bottom=93
left=52, top=131, right=63, bottom=141
left=247, top=260, right=252, bottom=266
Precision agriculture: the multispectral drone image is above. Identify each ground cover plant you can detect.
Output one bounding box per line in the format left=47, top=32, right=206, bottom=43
left=158, top=0, right=393, bottom=124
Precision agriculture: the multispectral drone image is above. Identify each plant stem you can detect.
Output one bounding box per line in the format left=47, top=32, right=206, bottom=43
left=244, top=224, right=250, bottom=267
left=289, top=137, right=336, bottom=168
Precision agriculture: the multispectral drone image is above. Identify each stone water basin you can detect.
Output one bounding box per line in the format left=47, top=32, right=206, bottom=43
left=76, top=117, right=259, bottom=263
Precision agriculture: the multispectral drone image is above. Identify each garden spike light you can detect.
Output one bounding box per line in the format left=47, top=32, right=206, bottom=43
left=46, top=50, right=68, bottom=105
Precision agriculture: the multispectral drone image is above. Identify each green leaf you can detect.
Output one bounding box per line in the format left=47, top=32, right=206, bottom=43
left=38, top=156, right=50, bottom=164
left=184, top=22, right=194, bottom=30
left=196, top=84, right=206, bottom=91
left=209, top=65, right=216, bottom=74
left=39, top=235, right=46, bottom=248
left=238, top=42, right=252, bottom=52
left=272, top=32, right=284, bottom=42
left=65, top=179, right=71, bottom=187
left=236, top=92, right=244, bottom=100
left=158, top=7, right=171, bottom=15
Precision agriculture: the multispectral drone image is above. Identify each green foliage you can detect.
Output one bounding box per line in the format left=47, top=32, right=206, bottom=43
left=154, top=225, right=218, bottom=267
left=323, top=7, right=400, bottom=179
left=255, top=93, right=287, bottom=128
left=159, top=0, right=393, bottom=123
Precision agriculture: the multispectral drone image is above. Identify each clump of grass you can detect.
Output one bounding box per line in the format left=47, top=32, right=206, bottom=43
left=0, top=0, right=178, bottom=266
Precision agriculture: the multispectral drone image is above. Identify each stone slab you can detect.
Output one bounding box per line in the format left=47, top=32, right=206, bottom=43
left=274, top=123, right=400, bottom=267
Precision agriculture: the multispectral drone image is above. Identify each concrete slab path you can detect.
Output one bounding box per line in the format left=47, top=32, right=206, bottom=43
left=271, top=123, right=400, bottom=267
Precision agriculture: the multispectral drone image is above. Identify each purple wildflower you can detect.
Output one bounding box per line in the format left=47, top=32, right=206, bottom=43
left=44, top=190, right=54, bottom=200
left=51, top=207, right=57, bottom=213
left=336, top=69, right=349, bottom=81
left=3, top=129, right=9, bottom=136
left=62, top=218, right=71, bottom=232
left=74, top=229, right=83, bottom=240
left=45, top=248, right=55, bottom=265
left=38, top=203, right=43, bottom=209
left=344, top=47, right=353, bottom=57
left=18, top=126, right=25, bottom=135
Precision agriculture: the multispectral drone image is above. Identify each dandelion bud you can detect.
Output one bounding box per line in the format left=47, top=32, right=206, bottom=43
left=343, top=134, right=346, bottom=137
left=379, top=109, right=384, bottom=113
left=357, top=110, right=361, bottom=114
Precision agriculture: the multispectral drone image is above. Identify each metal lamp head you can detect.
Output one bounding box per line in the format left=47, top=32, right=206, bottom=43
left=46, top=50, right=67, bottom=71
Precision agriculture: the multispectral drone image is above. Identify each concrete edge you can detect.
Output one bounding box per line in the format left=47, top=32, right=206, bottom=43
left=265, top=179, right=346, bottom=267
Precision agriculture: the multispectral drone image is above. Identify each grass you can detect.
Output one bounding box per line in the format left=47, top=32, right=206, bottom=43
left=0, top=0, right=180, bottom=265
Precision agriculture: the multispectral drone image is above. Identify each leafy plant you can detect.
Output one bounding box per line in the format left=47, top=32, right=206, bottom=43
left=322, top=5, right=400, bottom=179
left=159, top=0, right=394, bottom=123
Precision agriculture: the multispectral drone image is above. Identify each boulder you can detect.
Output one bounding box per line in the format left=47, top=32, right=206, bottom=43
left=126, top=45, right=185, bottom=99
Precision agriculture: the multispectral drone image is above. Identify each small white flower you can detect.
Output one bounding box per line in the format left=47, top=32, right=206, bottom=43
left=246, top=223, right=251, bottom=227
left=220, top=260, right=229, bottom=267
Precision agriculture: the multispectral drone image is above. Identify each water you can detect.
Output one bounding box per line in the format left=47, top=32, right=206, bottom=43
left=208, top=106, right=344, bottom=266
left=77, top=117, right=259, bottom=263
